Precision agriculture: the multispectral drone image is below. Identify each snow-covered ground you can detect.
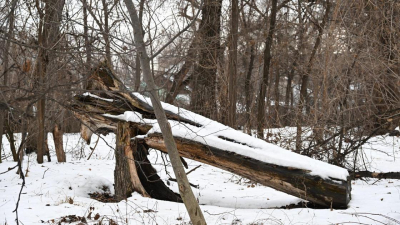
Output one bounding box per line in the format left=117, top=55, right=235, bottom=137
left=1, top=132, right=400, bottom=224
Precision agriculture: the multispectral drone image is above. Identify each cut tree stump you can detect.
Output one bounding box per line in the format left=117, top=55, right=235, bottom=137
left=70, top=62, right=351, bottom=209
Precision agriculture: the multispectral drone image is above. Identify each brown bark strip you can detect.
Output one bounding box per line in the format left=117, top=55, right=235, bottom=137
left=352, top=171, right=400, bottom=180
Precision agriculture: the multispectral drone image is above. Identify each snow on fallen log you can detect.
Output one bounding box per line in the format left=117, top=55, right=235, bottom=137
left=70, top=62, right=351, bottom=208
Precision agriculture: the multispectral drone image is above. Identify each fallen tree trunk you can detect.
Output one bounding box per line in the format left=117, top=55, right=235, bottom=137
left=70, top=62, right=351, bottom=209
left=351, top=171, right=400, bottom=180
left=142, top=133, right=350, bottom=209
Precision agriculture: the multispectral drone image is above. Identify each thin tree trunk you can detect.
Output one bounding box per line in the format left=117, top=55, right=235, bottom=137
left=123, top=0, right=207, bottom=223
left=36, top=24, right=45, bottom=163
left=36, top=0, right=65, bottom=163
left=256, top=0, right=278, bottom=138
left=0, top=0, right=18, bottom=163
left=274, top=65, right=281, bottom=127
left=284, top=66, right=294, bottom=126
left=227, top=0, right=239, bottom=127
left=83, top=0, right=91, bottom=88
left=134, top=0, right=144, bottom=92
left=244, top=45, right=255, bottom=134
left=101, top=0, right=112, bottom=65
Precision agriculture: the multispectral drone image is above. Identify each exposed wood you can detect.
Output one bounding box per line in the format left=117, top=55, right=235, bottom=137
left=227, top=0, right=239, bottom=127
left=53, top=124, right=66, bottom=162
left=80, top=124, right=93, bottom=144
left=114, top=122, right=148, bottom=200
left=191, top=0, right=222, bottom=120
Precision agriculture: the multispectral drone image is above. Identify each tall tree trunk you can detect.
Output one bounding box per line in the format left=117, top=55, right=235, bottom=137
left=191, top=0, right=222, bottom=120
left=295, top=0, right=331, bottom=152
left=0, top=0, right=17, bottom=163
left=274, top=65, right=281, bottom=127
left=256, top=0, right=278, bottom=138
left=36, top=0, right=65, bottom=163
left=244, top=45, right=255, bottom=134
left=134, top=0, right=145, bottom=92
left=284, top=65, right=295, bottom=126
left=123, top=1, right=207, bottom=223
left=101, top=0, right=112, bottom=65
left=83, top=0, right=91, bottom=88
left=226, top=0, right=239, bottom=127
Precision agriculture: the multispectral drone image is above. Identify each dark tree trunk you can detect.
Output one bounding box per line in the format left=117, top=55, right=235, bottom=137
left=83, top=0, right=91, bottom=88
left=191, top=0, right=222, bottom=120
left=257, top=0, right=278, bottom=138
left=0, top=112, right=3, bottom=163
left=274, top=66, right=281, bottom=127
left=36, top=0, right=65, bottom=163
left=244, top=45, right=255, bottom=134
left=226, top=0, right=239, bottom=127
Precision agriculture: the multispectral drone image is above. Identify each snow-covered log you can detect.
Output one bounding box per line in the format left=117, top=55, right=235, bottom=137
left=70, top=62, right=351, bottom=208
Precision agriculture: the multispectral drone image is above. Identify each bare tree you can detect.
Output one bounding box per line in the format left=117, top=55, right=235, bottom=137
left=123, top=0, right=207, bottom=224
left=256, top=0, right=278, bottom=138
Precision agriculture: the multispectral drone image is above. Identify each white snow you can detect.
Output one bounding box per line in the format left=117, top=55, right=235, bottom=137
left=1, top=132, right=400, bottom=224
left=82, top=92, right=114, bottom=102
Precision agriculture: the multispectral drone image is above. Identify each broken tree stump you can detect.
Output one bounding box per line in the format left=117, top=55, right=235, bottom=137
left=114, top=121, right=181, bottom=202
left=70, top=62, right=351, bottom=209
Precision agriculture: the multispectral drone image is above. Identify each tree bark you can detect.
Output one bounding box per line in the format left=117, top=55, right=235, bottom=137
left=256, top=0, right=278, bottom=138
left=226, top=0, right=239, bottom=127
left=36, top=0, right=65, bottom=163
left=114, top=122, right=148, bottom=200
left=53, top=124, right=66, bottom=162
left=244, top=45, right=255, bottom=134
left=122, top=0, right=207, bottom=224
left=0, top=0, right=17, bottom=163
left=273, top=65, right=281, bottom=127
left=83, top=0, right=92, bottom=88
left=191, top=0, right=222, bottom=120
